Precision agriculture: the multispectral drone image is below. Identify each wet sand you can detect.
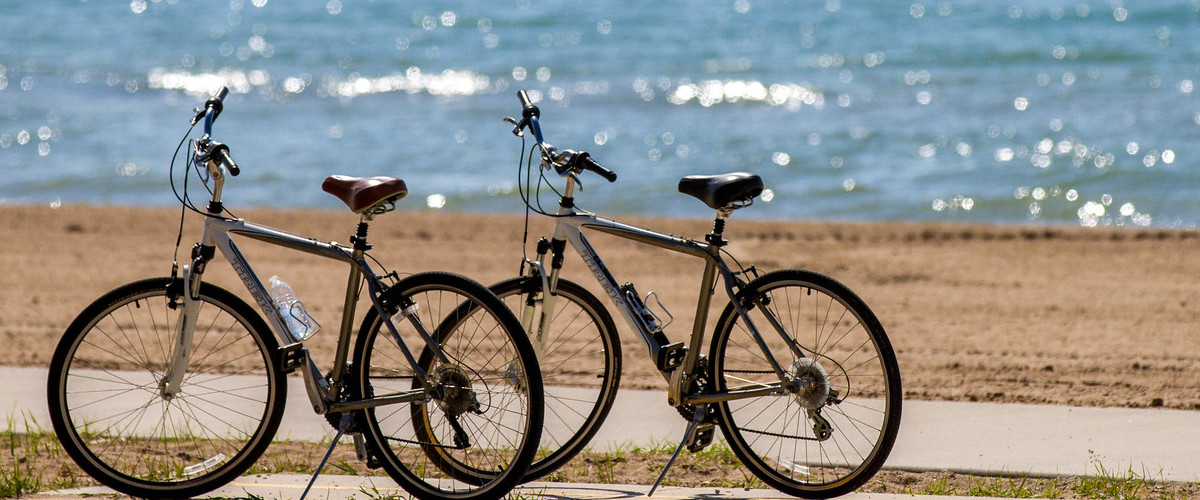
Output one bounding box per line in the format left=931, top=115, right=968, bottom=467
left=4, top=204, right=1199, bottom=409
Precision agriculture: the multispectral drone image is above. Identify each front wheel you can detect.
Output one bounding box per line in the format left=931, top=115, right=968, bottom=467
left=709, top=270, right=901, bottom=498
left=47, top=278, right=286, bottom=499
left=354, top=272, right=543, bottom=500
left=489, top=276, right=621, bottom=482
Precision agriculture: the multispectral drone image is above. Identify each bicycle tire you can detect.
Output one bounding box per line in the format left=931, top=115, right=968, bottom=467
left=489, top=276, right=621, bottom=482
left=709, top=269, right=901, bottom=498
left=353, top=272, right=543, bottom=500
left=47, top=278, right=286, bottom=499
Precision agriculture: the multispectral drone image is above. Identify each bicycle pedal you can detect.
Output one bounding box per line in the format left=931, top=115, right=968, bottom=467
left=655, top=342, right=686, bottom=372
left=686, top=423, right=715, bottom=453
left=278, top=343, right=305, bottom=374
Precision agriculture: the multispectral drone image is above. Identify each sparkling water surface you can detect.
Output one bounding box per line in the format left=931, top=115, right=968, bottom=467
left=2, top=1, right=1200, bottom=227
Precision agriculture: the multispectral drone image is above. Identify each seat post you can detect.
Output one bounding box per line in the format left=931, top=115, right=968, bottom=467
left=705, top=210, right=731, bottom=247
left=351, top=218, right=373, bottom=252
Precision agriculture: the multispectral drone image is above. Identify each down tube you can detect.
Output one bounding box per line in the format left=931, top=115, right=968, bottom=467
left=561, top=227, right=663, bottom=359
left=212, top=218, right=356, bottom=344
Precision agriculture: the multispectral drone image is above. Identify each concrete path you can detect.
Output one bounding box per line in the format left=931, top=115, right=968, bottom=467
left=35, top=476, right=971, bottom=500
left=8, top=365, right=1200, bottom=499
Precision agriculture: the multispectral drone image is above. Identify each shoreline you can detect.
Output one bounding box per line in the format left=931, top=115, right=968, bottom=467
left=4, top=203, right=1199, bottom=410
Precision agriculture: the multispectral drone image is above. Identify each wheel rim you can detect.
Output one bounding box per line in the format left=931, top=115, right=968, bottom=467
left=362, top=281, right=537, bottom=495
left=714, top=277, right=898, bottom=492
left=58, top=288, right=276, bottom=488
left=493, top=280, right=618, bottom=478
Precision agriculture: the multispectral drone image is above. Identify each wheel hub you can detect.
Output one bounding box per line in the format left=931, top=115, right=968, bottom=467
left=788, top=358, right=831, bottom=409
left=433, top=364, right=476, bottom=417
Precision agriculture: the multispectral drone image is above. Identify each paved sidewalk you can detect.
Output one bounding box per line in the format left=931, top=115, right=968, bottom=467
left=10, top=365, right=1200, bottom=498
left=40, top=475, right=988, bottom=500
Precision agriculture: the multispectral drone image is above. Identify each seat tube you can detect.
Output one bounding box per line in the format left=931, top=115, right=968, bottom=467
left=684, top=256, right=719, bottom=373
left=329, top=248, right=364, bottom=393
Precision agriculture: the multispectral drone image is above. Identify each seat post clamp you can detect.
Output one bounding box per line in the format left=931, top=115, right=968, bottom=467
left=351, top=221, right=373, bottom=251
left=706, top=216, right=728, bottom=247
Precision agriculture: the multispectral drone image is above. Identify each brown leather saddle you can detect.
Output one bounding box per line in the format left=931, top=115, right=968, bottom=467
left=321, top=175, right=408, bottom=215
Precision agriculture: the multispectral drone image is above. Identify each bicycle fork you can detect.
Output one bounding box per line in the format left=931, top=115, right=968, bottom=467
left=160, top=243, right=214, bottom=400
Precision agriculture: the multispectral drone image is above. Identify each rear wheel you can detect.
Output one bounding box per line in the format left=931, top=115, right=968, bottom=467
left=489, top=276, right=621, bottom=481
left=709, top=270, right=901, bottom=498
left=354, top=272, right=543, bottom=500
left=47, top=278, right=285, bottom=499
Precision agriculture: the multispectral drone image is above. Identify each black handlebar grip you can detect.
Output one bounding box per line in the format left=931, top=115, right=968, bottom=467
left=211, top=143, right=240, bottom=176
left=517, top=89, right=539, bottom=119
left=577, top=152, right=617, bottom=182
left=202, top=86, right=229, bottom=123
left=191, top=86, right=231, bottom=125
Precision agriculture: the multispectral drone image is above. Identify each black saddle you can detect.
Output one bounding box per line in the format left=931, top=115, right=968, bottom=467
left=677, top=172, right=764, bottom=211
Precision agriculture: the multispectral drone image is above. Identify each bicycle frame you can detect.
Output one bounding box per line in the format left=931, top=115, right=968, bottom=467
left=530, top=179, right=805, bottom=409
left=163, top=206, right=446, bottom=417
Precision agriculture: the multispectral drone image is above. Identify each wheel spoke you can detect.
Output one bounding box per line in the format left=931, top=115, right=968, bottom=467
left=356, top=274, right=545, bottom=497
left=712, top=271, right=900, bottom=497
left=50, top=280, right=282, bottom=498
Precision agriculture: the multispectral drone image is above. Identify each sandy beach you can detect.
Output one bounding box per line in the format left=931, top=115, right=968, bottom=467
left=3, top=203, right=1199, bottom=410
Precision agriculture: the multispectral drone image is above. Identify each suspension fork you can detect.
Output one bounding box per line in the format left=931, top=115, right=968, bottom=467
left=518, top=237, right=559, bottom=355
left=161, top=243, right=214, bottom=400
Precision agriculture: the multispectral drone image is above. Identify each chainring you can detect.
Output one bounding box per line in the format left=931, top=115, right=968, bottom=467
left=675, top=357, right=719, bottom=424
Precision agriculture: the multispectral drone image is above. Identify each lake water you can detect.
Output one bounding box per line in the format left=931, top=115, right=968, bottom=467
left=3, top=1, right=1200, bottom=227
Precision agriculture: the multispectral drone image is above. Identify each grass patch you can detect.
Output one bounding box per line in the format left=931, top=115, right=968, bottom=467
left=1, top=415, right=1197, bottom=500
left=1, top=412, right=87, bottom=497
left=1075, top=463, right=1152, bottom=500
left=882, top=466, right=1196, bottom=500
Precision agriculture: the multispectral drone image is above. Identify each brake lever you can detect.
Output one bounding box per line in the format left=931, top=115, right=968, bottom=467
left=503, top=116, right=525, bottom=137
left=190, top=106, right=207, bottom=126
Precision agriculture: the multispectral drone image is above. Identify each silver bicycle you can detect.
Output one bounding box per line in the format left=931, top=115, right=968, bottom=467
left=493, top=90, right=902, bottom=498
left=46, top=87, right=543, bottom=500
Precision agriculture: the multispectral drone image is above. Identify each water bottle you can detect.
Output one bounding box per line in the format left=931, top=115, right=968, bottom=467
left=269, top=275, right=321, bottom=341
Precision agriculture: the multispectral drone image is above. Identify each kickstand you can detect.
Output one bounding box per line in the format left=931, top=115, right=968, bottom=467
left=648, top=405, right=709, bottom=497
left=299, top=413, right=353, bottom=500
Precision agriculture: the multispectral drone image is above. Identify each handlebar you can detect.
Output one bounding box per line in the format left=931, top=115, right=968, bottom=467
left=573, top=151, right=617, bottom=182
left=508, top=89, right=616, bottom=183
left=191, top=87, right=241, bottom=177
left=208, top=142, right=240, bottom=177
left=191, top=86, right=229, bottom=127
left=517, top=89, right=538, bottom=119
